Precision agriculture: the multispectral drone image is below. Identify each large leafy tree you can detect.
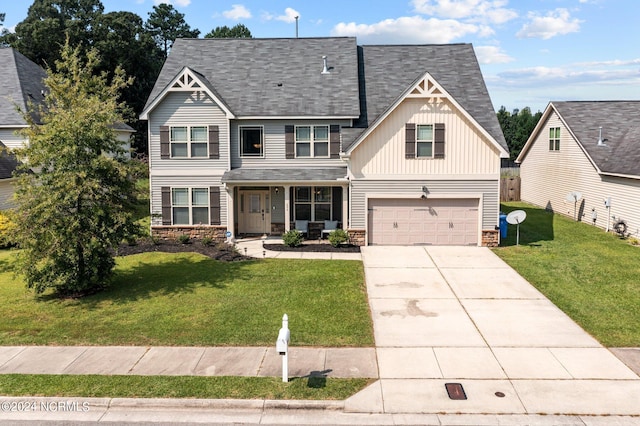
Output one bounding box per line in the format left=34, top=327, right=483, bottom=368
left=497, top=106, right=542, bottom=160
left=145, top=3, right=200, bottom=57
left=205, top=23, right=252, bottom=38
left=11, top=42, right=140, bottom=297
left=2, top=0, right=103, bottom=68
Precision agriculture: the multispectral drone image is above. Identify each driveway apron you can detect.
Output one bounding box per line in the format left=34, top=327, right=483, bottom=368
left=344, top=246, right=640, bottom=415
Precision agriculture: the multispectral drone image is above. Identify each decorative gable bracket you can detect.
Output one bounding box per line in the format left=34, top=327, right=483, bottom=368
left=407, top=77, right=445, bottom=98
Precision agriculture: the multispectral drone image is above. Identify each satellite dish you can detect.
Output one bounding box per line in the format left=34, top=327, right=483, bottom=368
left=506, top=210, right=526, bottom=225
left=565, top=191, right=582, bottom=203
left=506, top=210, right=527, bottom=245
left=565, top=191, right=583, bottom=220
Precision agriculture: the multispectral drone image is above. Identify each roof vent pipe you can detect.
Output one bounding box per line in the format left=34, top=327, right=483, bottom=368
left=597, top=126, right=607, bottom=146
left=321, top=56, right=330, bottom=74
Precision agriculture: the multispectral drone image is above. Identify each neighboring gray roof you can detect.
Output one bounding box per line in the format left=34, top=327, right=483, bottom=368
left=222, top=167, right=347, bottom=183
left=0, top=48, right=47, bottom=126
left=553, top=101, right=640, bottom=177
left=342, top=44, right=507, bottom=151
left=144, top=38, right=360, bottom=117
left=0, top=141, right=19, bottom=179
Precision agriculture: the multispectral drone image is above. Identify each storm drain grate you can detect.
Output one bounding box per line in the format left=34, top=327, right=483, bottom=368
left=445, top=383, right=467, bottom=400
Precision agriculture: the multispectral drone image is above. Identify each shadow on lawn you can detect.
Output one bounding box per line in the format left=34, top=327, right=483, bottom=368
left=53, top=255, right=259, bottom=307
left=500, top=203, right=555, bottom=247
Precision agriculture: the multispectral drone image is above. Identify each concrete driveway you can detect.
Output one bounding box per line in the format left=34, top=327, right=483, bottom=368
left=346, top=246, right=640, bottom=415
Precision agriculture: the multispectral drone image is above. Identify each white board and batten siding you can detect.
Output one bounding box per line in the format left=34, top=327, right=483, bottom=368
left=229, top=119, right=351, bottom=169
left=349, top=97, right=502, bottom=245
left=521, top=112, right=640, bottom=236
left=148, top=91, right=230, bottom=227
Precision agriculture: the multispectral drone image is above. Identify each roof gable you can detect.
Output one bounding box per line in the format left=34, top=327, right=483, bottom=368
left=140, top=67, right=234, bottom=119
left=345, top=71, right=508, bottom=157
left=341, top=44, right=507, bottom=152
left=0, top=48, right=47, bottom=127
left=143, top=37, right=361, bottom=119
left=519, top=101, right=640, bottom=178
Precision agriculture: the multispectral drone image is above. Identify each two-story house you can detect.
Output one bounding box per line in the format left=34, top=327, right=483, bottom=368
left=141, top=37, right=508, bottom=246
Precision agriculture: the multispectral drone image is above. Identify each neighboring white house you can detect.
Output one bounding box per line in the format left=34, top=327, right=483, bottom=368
left=0, top=47, right=133, bottom=210
left=517, top=101, right=640, bottom=237
left=141, top=37, right=509, bottom=246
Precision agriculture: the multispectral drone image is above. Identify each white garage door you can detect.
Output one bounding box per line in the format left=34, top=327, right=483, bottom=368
left=368, top=198, right=479, bottom=246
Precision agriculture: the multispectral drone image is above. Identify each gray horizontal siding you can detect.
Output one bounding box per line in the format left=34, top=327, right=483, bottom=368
left=350, top=179, right=499, bottom=230
left=150, top=175, right=226, bottom=227
left=0, top=180, right=15, bottom=210
left=149, top=91, right=229, bottom=170
left=230, top=119, right=350, bottom=169
left=0, top=129, right=27, bottom=150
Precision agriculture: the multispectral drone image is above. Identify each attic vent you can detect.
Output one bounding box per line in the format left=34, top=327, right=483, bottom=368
left=321, top=56, right=330, bottom=74
left=597, top=126, right=608, bottom=146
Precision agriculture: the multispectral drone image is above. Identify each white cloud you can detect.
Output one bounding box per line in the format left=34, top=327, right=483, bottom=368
left=412, top=0, right=517, bottom=24
left=276, top=7, right=300, bottom=24
left=223, top=4, right=251, bottom=20
left=516, top=8, right=582, bottom=40
left=474, top=45, right=514, bottom=64
left=332, top=16, right=480, bottom=44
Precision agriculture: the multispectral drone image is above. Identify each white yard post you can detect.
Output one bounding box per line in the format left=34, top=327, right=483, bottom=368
left=276, top=314, right=290, bottom=383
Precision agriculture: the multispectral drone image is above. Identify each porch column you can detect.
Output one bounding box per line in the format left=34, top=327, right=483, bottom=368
left=342, top=184, right=348, bottom=230
left=226, top=185, right=235, bottom=242
left=284, top=185, right=291, bottom=232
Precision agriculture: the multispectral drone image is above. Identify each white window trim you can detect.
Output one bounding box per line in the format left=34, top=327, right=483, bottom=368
left=171, top=187, right=210, bottom=225
left=169, top=125, right=209, bottom=159
left=239, top=125, right=265, bottom=158
left=416, top=124, right=434, bottom=158
left=295, top=125, right=330, bottom=158
left=294, top=186, right=332, bottom=221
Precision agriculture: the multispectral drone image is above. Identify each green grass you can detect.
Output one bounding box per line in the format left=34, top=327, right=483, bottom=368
left=494, top=202, right=640, bottom=347
left=0, top=252, right=373, bottom=347
left=0, top=375, right=373, bottom=400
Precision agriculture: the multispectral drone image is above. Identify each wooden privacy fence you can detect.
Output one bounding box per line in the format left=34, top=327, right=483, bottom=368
left=500, top=176, right=521, bottom=201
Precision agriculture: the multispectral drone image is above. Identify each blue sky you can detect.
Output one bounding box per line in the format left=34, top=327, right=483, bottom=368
left=2, top=0, right=639, bottom=113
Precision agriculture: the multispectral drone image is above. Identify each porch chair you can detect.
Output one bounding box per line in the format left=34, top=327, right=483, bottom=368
left=321, top=220, right=338, bottom=239
left=295, top=220, right=309, bottom=238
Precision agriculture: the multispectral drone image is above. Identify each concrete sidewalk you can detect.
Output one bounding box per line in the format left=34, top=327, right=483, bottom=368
left=0, top=346, right=377, bottom=378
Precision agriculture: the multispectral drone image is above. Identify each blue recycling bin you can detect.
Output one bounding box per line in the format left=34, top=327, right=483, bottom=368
left=499, top=213, right=508, bottom=238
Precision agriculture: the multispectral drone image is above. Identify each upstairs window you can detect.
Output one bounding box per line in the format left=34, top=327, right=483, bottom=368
left=240, top=126, right=264, bottom=157
left=549, top=127, right=560, bottom=151
left=295, top=125, right=329, bottom=157
left=170, top=126, right=208, bottom=158
left=416, top=125, right=433, bottom=157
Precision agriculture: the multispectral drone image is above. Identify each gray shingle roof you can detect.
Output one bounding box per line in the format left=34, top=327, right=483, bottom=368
left=144, top=38, right=361, bottom=117
left=0, top=48, right=47, bottom=126
left=342, top=44, right=506, bottom=151
left=222, top=167, right=347, bottom=183
left=552, top=101, right=640, bottom=177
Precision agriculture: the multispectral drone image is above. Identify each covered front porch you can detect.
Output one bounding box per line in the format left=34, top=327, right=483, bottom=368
left=221, top=168, right=349, bottom=241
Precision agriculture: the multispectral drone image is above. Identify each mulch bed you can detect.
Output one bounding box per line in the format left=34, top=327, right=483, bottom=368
left=116, top=239, right=360, bottom=261
left=116, top=239, right=252, bottom=262
left=263, top=243, right=361, bottom=253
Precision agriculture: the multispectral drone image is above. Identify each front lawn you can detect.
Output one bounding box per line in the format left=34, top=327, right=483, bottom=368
left=494, top=202, right=640, bottom=347
left=0, top=251, right=373, bottom=347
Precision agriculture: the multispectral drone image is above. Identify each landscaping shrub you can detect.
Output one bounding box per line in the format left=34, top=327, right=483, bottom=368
left=0, top=211, right=16, bottom=248
left=177, top=234, right=190, bottom=244
left=328, top=229, right=349, bottom=247
left=201, top=236, right=213, bottom=246
left=282, top=230, right=303, bottom=247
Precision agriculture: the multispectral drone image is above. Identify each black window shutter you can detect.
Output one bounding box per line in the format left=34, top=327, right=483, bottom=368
left=161, top=186, right=172, bottom=225
left=209, top=125, right=220, bottom=159
left=285, top=125, right=294, bottom=159
left=160, top=126, right=170, bottom=159
left=210, top=186, right=221, bottom=225
left=405, top=123, right=416, bottom=159
left=434, top=123, right=445, bottom=158
left=330, top=125, right=340, bottom=158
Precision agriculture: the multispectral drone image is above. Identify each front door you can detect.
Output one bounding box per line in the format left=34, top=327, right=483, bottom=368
left=240, top=190, right=270, bottom=235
